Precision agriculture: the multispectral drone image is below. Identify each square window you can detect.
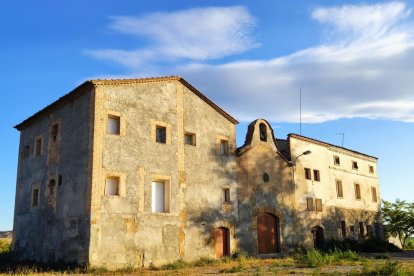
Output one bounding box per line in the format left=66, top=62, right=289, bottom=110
left=107, top=115, right=120, bottom=135
left=369, top=165, right=374, bottom=174
left=313, top=170, right=320, bottom=181
left=336, top=180, right=343, bottom=198
left=334, top=155, right=340, bottom=166
left=35, top=138, right=42, bottom=157
left=23, top=145, right=30, bottom=159
left=105, top=177, right=120, bottom=196
left=32, top=188, right=39, bottom=207
left=306, top=197, right=314, bottom=211
left=152, top=181, right=170, bottom=213
left=352, top=161, right=358, bottom=170
left=184, top=133, right=196, bottom=146
left=51, top=124, right=59, bottom=142
left=304, top=168, right=311, bottom=180
left=355, top=183, right=361, bottom=200
left=156, top=126, right=167, bottom=144
left=315, top=198, right=322, bottom=212
left=220, top=140, right=229, bottom=155
left=222, top=188, right=230, bottom=203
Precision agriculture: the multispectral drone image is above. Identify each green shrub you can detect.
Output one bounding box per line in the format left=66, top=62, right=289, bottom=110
left=362, top=260, right=404, bottom=275
left=296, top=249, right=362, bottom=268
left=193, top=257, right=219, bottom=267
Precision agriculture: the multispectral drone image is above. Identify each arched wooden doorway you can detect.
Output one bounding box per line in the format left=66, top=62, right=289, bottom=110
left=215, top=227, right=230, bottom=257
left=257, top=213, right=280, bottom=254
left=311, top=226, right=324, bottom=249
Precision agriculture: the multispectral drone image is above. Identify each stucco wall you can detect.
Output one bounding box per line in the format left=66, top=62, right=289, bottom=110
left=13, top=90, right=92, bottom=263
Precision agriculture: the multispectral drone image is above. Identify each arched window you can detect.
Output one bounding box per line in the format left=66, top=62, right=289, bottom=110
left=259, top=123, right=267, bottom=142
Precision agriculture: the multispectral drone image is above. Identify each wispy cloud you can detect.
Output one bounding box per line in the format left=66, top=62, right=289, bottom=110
left=86, top=6, right=257, bottom=67
left=87, top=2, right=414, bottom=123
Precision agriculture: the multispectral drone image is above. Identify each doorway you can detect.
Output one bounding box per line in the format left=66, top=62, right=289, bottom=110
left=215, top=227, right=230, bottom=257
left=257, top=213, right=280, bottom=254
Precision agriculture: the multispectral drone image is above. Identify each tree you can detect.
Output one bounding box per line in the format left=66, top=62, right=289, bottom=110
left=381, top=199, right=414, bottom=250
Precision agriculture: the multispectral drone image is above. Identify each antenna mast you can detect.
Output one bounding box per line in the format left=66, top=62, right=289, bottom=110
left=300, top=88, right=302, bottom=135
left=338, top=132, right=345, bottom=147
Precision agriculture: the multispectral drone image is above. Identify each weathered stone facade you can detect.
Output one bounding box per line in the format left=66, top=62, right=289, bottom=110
left=13, top=77, right=382, bottom=267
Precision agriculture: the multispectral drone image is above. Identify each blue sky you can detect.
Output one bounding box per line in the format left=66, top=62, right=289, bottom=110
left=1, top=0, right=413, bottom=230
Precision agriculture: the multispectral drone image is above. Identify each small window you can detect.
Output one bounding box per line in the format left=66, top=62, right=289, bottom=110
left=262, top=173, right=269, bottom=183
left=352, top=161, right=358, bottom=170
left=336, top=180, right=343, bottom=198
left=34, top=138, right=42, bottom=157
left=306, top=197, right=314, bottom=211
left=359, top=222, right=364, bottom=238
left=23, top=145, right=30, bottom=159
left=152, top=181, right=170, bottom=213
left=156, top=126, right=167, bottom=144
left=184, top=133, right=196, bottom=146
left=355, top=183, right=361, bottom=200
left=313, top=170, right=320, bottom=182
left=58, top=174, right=62, bottom=186
left=107, top=115, right=120, bottom=135
left=334, top=155, right=340, bottom=166
left=105, top=177, right=120, bottom=196
left=371, top=187, right=377, bottom=202
left=340, top=221, right=346, bottom=238
left=304, top=168, right=311, bottom=180
left=366, top=225, right=373, bottom=237
left=349, top=225, right=355, bottom=235
left=222, top=188, right=230, bottom=203
left=51, top=124, right=59, bottom=142
left=220, top=140, right=229, bottom=155
left=259, top=123, right=267, bottom=142
left=369, top=165, right=374, bottom=174
left=315, top=198, right=322, bottom=212
left=32, top=188, right=39, bottom=207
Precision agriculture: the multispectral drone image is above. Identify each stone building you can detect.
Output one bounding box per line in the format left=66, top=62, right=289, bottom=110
left=13, top=76, right=382, bottom=267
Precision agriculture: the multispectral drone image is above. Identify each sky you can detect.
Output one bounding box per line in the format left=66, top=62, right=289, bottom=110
left=1, top=0, right=413, bottom=231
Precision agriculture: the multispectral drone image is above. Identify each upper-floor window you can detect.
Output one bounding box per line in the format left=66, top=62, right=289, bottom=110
left=51, top=124, right=59, bottom=142
left=334, top=155, right=340, bottom=166
left=259, top=123, right=267, bottom=142
left=32, top=188, right=39, bottom=207
left=107, top=115, right=121, bottom=135
left=184, top=132, right=196, bottom=146
left=369, top=165, right=375, bottom=174
left=304, top=168, right=311, bottom=180
left=34, top=137, right=42, bottom=157
left=306, top=197, right=314, bottom=211
left=105, top=176, right=120, bottom=196
left=352, top=161, right=359, bottom=170
left=156, top=126, right=167, bottom=144
left=315, top=198, right=322, bottom=212
left=23, top=144, right=30, bottom=159
left=336, top=180, right=343, bottom=198
left=222, top=188, right=230, bottom=203
left=220, top=140, right=229, bottom=155
left=355, top=183, right=361, bottom=200
left=371, top=187, right=378, bottom=202
left=313, top=170, right=320, bottom=182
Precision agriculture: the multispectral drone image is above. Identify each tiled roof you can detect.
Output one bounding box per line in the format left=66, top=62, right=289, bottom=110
left=14, top=76, right=238, bottom=130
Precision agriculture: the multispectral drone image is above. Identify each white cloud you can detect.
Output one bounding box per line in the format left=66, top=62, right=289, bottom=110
left=86, top=6, right=257, bottom=66
left=87, top=2, right=414, bottom=123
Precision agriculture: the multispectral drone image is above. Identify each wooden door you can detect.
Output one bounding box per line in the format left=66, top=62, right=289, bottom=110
left=215, top=227, right=229, bottom=257
left=258, top=213, right=279, bottom=254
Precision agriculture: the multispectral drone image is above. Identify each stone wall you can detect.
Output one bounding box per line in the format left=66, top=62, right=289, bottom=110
left=13, top=90, right=92, bottom=263
left=88, top=80, right=237, bottom=268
